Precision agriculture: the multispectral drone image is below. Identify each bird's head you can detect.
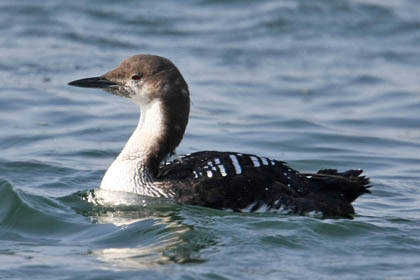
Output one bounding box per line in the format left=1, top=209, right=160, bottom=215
left=68, top=54, right=189, bottom=107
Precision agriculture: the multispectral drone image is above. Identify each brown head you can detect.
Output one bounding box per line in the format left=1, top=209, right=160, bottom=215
left=68, top=54, right=190, bottom=173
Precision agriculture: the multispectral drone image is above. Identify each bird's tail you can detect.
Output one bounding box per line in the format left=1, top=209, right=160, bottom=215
left=313, top=169, right=370, bottom=202
left=299, top=169, right=370, bottom=217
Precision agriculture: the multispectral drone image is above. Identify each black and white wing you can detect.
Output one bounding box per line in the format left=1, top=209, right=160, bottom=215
left=157, top=151, right=370, bottom=217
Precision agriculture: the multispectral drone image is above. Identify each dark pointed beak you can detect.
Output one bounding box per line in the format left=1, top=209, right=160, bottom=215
left=68, top=76, right=117, bottom=89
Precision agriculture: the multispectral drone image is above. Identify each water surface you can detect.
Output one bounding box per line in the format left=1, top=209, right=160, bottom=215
left=1, top=0, right=420, bottom=279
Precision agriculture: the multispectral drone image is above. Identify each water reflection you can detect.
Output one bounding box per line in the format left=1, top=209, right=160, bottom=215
left=68, top=189, right=204, bottom=269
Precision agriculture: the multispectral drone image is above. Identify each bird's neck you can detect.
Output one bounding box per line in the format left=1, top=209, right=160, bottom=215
left=118, top=99, right=173, bottom=175
left=100, top=85, right=190, bottom=194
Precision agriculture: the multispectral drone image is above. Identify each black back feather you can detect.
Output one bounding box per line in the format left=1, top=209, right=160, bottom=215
left=157, top=151, right=370, bottom=217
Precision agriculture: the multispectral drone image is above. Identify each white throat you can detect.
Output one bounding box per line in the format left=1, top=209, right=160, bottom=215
left=99, top=99, right=168, bottom=196
left=120, top=99, right=166, bottom=160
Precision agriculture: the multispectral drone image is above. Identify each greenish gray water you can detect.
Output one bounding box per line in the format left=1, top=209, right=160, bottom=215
left=1, top=0, right=420, bottom=279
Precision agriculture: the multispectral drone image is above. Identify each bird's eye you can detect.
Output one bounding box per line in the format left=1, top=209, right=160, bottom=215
left=131, top=75, right=141, bottom=80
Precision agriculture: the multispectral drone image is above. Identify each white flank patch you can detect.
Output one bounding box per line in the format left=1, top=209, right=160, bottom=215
left=193, top=171, right=199, bottom=178
left=270, top=160, right=276, bottom=166
left=254, top=204, right=271, bottom=213
left=260, top=157, right=269, bottom=165
left=207, top=170, right=213, bottom=178
left=218, top=165, right=227, bottom=176
left=214, top=158, right=221, bottom=164
left=269, top=203, right=289, bottom=214
left=229, top=155, right=242, bottom=174
left=240, top=202, right=275, bottom=213
left=241, top=202, right=257, bottom=212
left=250, top=156, right=260, bottom=167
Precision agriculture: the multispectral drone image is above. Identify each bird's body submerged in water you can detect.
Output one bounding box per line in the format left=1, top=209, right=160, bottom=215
left=68, top=54, right=370, bottom=217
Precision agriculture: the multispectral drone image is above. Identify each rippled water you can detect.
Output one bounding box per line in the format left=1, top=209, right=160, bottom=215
left=1, top=0, right=420, bottom=279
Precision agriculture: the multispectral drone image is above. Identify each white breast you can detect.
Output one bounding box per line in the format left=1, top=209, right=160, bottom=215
left=100, top=159, right=141, bottom=194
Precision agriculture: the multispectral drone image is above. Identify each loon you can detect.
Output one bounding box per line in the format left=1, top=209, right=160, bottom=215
left=68, top=54, right=370, bottom=217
